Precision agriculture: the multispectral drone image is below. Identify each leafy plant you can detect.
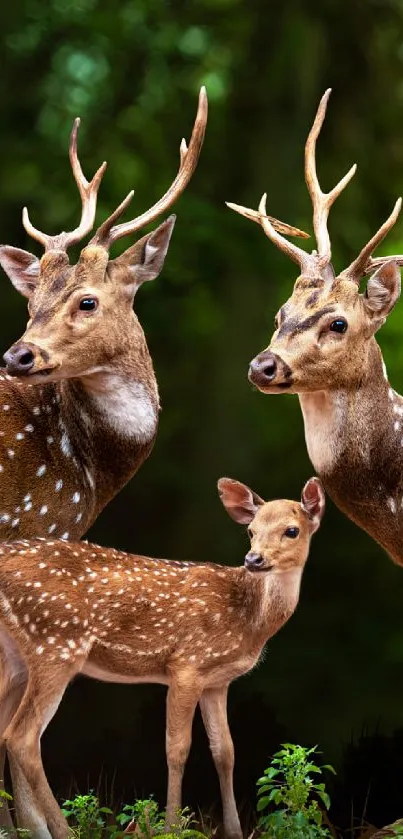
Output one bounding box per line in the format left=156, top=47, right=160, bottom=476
left=113, top=797, right=165, bottom=838
left=256, top=744, right=336, bottom=838
left=114, top=801, right=209, bottom=839
left=61, top=792, right=113, bottom=839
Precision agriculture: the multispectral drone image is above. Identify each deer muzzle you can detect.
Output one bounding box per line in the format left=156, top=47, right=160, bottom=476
left=244, top=551, right=271, bottom=572
left=248, top=350, right=293, bottom=392
left=3, top=342, right=53, bottom=377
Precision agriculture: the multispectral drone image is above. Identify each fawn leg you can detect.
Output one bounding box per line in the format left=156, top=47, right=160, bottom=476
left=200, top=686, right=242, bottom=839
left=4, top=658, right=84, bottom=839
left=165, top=674, right=201, bottom=829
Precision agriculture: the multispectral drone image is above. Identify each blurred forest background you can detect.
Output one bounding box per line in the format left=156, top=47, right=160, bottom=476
left=3, top=0, right=403, bottom=831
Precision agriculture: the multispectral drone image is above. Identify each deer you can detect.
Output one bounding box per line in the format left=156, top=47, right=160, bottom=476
left=0, top=475, right=325, bottom=839
left=227, top=88, right=403, bottom=568
left=0, top=90, right=209, bottom=831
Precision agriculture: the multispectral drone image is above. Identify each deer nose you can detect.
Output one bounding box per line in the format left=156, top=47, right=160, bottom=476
left=3, top=343, right=35, bottom=375
left=244, top=551, right=265, bottom=570
left=249, top=352, right=277, bottom=386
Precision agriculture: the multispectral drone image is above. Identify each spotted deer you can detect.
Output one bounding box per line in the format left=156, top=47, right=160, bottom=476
left=0, top=90, right=209, bottom=544
left=227, top=89, right=403, bottom=567
left=0, top=476, right=324, bottom=839
left=0, top=89, right=207, bottom=829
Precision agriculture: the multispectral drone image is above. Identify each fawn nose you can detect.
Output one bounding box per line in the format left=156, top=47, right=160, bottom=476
left=249, top=352, right=277, bottom=387
left=244, top=551, right=265, bottom=570
left=4, top=343, right=35, bottom=375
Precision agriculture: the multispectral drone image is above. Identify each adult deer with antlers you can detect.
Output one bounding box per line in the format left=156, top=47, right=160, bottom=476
left=228, top=89, right=403, bottom=566
left=0, top=476, right=324, bottom=839
left=0, top=89, right=208, bottom=830
left=0, top=89, right=208, bottom=544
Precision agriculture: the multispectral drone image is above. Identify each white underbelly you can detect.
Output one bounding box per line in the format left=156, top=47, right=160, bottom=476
left=81, top=660, right=169, bottom=686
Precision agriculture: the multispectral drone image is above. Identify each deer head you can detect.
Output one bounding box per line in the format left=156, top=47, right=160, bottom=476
left=218, top=475, right=325, bottom=572
left=227, top=90, right=403, bottom=394
left=0, top=89, right=208, bottom=383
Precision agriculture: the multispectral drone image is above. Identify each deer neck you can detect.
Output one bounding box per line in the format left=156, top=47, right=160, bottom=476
left=56, top=340, right=159, bottom=508
left=299, top=339, right=403, bottom=563
left=243, top=567, right=302, bottom=647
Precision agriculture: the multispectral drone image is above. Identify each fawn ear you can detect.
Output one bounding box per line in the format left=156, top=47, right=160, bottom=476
left=0, top=246, right=41, bottom=298
left=218, top=478, right=264, bottom=525
left=363, top=260, right=401, bottom=322
left=301, top=477, right=325, bottom=532
left=109, top=216, right=176, bottom=294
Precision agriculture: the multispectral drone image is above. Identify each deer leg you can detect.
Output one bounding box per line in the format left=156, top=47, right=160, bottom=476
left=0, top=630, right=28, bottom=830
left=3, top=659, right=84, bottom=839
left=199, top=686, right=242, bottom=839
left=165, top=676, right=201, bottom=829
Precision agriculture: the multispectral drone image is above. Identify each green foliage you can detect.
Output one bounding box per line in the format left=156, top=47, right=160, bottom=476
left=113, top=797, right=165, bottom=838
left=256, top=744, right=336, bottom=839
left=61, top=792, right=113, bottom=839
left=61, top=794, right=209, bottom=839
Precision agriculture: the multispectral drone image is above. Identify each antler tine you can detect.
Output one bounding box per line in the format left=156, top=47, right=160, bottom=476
left=305, top=88, right=357, bottom=268
left=23, top=118, right=107, bottom=253
left=225, top=202, right=310, bottom=239
left=257, top=194, right=316, bottom=273
left=339, top=198, right=403, bottom=283
left=65, top=118, right=107, bottom=249
left=91, top=86, right=208, bottom=250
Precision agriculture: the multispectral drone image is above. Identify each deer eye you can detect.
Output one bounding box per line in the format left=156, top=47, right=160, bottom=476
left=79, top=297, right=98, bottom=312
left=284, top=526, right=299, bottom=538
left=329, top=318, right=347, bottom=334
left=247, top=526, right=253, bottom=538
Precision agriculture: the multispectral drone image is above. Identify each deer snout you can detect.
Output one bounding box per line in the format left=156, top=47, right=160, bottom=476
left=244, top=551, right=266, bottom=571
left=249, top=351, right=292, bottom=391
left=249, top=351, right=277, bottom=385
left=4, top=342, right=36, bottom=376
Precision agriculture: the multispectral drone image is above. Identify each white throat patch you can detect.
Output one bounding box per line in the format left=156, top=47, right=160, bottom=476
left=89, top=377, right=158, bottom=442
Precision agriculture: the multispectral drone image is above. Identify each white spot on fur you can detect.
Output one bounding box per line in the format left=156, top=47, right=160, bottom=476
left=387, top=497, right=396, bottom=514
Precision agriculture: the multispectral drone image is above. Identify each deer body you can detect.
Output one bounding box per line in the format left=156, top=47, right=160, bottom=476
left=299, top=345, right=403, bottom=564
left=0, top=356, right=158, bottom=541
left=228, top=89, right=403, bottom=565
left=0, top=477, right=324, bottom=839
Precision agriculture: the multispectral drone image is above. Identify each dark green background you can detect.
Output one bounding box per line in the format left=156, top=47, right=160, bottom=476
left=1, top=0, right=403, bottom=828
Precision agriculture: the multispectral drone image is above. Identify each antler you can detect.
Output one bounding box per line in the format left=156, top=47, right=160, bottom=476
left=227, top=89, right=357, bottom=280
left=23, top=118, right=107, bottom=253
left=305, top=89, right=357, bottom=268
left=90, top=86, right=208, bottom=249
left=338, top=197, right=403, bottom=283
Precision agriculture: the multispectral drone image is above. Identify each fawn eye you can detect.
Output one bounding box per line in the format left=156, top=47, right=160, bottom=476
left=79, top=297, right=98, bottom=313
left=284, top=526, right=299, bottom=539
left=274, top=315, right=279, bottom=329
left=247, top=526, right=253, bottom=538
left=329, top=318, right=347, bottom=334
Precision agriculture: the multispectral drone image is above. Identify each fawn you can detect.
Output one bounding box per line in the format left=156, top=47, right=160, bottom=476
left=0, top=476, right=324, bottom=839
left=228, top=89, right=403, bottom=566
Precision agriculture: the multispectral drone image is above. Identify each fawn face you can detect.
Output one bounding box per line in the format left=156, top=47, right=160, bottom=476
left=0, top=218, right=175, bottom=383
left=248, top=262, right=401, bottom=395
left=218, top=476, right=325, bottom=572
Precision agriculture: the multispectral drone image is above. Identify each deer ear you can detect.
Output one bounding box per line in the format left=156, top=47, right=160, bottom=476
left=0, top=246, right=40, bottom=298
left=363, top=260, right=401, bottom=320
left=301, top=477, right=325, bottom=532
left=217, top=477, right=264, bottom=525
left=109, top=215, right=176, bottom=293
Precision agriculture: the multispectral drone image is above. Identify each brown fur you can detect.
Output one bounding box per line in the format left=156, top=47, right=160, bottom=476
left=249, top=264, right=403, bottom=565
left=0, top=477, right=324, bottom=839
